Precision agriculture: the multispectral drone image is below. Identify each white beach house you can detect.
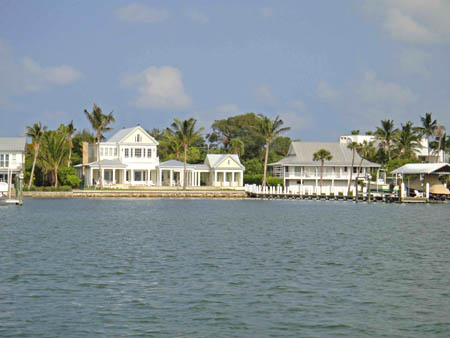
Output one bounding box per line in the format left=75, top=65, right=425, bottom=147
left=0, top=137, right=26, bottom=183
left=269, top=141, right=381, bottom=195
left=76, top=126, right=245, bottom=188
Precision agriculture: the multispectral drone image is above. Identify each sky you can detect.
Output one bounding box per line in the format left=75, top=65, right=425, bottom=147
left=0, top=0, right=449, bottom=141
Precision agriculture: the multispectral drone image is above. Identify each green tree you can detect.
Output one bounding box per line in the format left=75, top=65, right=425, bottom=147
left=313, top=149, right=332, bottom=194
left=39, top=131, right=70, bottom=187
left=346, top=141, right=359, bottom=195
left=229, top=138, right=244, bottom=157
left=256, top=114, right=290, bottom=187
left=375, top=119, right=398, bottom=162
left=394, top=121, right=419, bottom=159
left=417, top=112, right=437, bottom=162
left=167, top=118, right=204, bottom=189
left=84, top=103, right=115, bottom=188
left=25, top=122, right=47, bottom=188
left=355, top=141, right=376, bottom=193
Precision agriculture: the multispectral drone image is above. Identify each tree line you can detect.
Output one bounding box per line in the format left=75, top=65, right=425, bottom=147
left=24, top=104, right=448, bottom=188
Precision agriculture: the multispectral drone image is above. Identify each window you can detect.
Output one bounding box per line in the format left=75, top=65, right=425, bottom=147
left=147, top=149, right=152, bottom=158
left=135, top=148, right=142, bottom=158
left=135, top=134, right=142, bottom=142
left=295, top=167, right=301, bottom=175
left=100, top=148, right=104, bottom=156
left=125, top=149, right=129, bottom=158
left=285, top=166, right=289, bottom=173
left=344, top=167, right=348, bottom=172
left=0, top=154, right=9, bottom=168
left=114, top=148, right=117, bottom=156
left=353, top=167, right=357, bottom=174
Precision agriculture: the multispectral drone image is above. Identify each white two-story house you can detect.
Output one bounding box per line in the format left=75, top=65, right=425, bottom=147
left=0, top=137, right=26, bottom=183
left=269, top=141, right=381, bottom=195
left=76, top=126, right=160, bottom=187
left=76, top=125, right=245, bottom=188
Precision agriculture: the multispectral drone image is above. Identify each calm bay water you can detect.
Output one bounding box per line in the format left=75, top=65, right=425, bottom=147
left=1, top=198, right=449, bottom=337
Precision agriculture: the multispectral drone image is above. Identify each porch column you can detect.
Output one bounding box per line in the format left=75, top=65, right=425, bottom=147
left=101, top=168, right=105, bottom=184
left=123, top=169, right=127, bottom=183
left=170, top=170, right=173, bottom=186
left=90, top=167, right=94, bottom=186
left=215, top=171, right=218, bottom=186
left=159, top=169, right=162, bottom=186
left=112, top=169, right=116, bottom=184
left=239, top=172, right=243, bottom=187
left=148, top=169, right=151, bottom=185
left=232, top=172, right=235, bottom=187
left=131, top=169, right=134, bottom=185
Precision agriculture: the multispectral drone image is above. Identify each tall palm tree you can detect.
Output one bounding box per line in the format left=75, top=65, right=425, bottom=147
left=256, top=114, right=290, bottom=187
left=375, top=119, right=398, bottom=162
left=346, top=141, right=359, bottom=195
left=25, top=122, right=47, bottom=188
left=167, top=118, right=204, bottom=189
left=84, top=104, right=115, bottom=188
left=66, top=121, right=77, bottom=166
left=394, top=121, right=419, bottom=159
left=39, top=131, right=70, bottom=187
left=164, top=128, right=184, bottom=161
left=433, top=124, right=446, bottom=162
left=355, top=141, right=376, bottom=194
left=229, top=138, right=244, bottom=157
left=418, top=112, right=437, bottom=162
left=313, top=149, right=332, bottom=194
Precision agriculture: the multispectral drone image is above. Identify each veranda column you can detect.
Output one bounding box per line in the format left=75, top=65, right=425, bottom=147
left=90, top=167, right=94, bottom=186
left=240, top=172, right=243, bottom=187
left=131, top=169, right=134, bottom=185
left=112, top=169, right=116, bottom=184
left=101, top=168, right=105, bottom=185
left=170, top=170, right=173, bottom=186
left=159, top=170, right=162, bottom=187
left=232, top=172, right=235, bottom=187
left=123, top=169, right=127, bottom=184
left=215, top=171, right=218, bottom=187
left=148, top=169, right=151, bottom=185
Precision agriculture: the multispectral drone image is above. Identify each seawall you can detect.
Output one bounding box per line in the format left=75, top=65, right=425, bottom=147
left=23, top=189, right=247, bottom=199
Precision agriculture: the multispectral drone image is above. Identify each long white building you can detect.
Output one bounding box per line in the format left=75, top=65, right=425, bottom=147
left=269, top=141, right=381, bottom=195
left=75, top=126, right=245, bottom=188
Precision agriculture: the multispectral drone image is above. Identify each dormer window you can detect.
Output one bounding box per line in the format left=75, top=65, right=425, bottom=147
left=135, top=134, right=142, bottom=142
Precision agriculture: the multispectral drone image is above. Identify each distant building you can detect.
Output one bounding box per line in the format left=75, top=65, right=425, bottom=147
left=339, top=134, right=446, bottom=163
left=0, top=137, right=26, bottom=183
left=269, top=141, right=381, bottom=195
left=75, top=126, right=245, bottom=188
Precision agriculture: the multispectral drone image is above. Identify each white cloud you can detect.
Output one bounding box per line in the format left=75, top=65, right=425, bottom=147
left=0, top=39, right=82, bottom=104
left=259, top=7, right=273, bottom=18
left=316, top=80, right=340, bottom=101
left=185, top=10, right=209, bottom=23
left=252, top=84, right=276, bottom=105
left=289, top=99, right=307, bottom=112
left=361, top=0, right=450, bottom=44
left=216, top=104, right=240, bottom=115
left=122, top=66, right=193, bottom=109
left=398, top=49, right=430, bottom=77
left=115, top=4, right=168, bottom=23
left=278, top=111, right=315, bottom=135
left=358, top=70, right=418, bottom=105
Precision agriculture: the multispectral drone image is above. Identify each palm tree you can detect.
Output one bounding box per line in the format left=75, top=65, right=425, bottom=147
left=375, top=119, right=398, bottom=162
left=394, top=121, right=419, bottom=159
left=433, top=124, right=446, bottom=162
left=66, top=121, right=77, bottom=166
left=355, top=141, right=376, bottom=194
left=346, top=141, right=359, bottom=195
left=25, top=122, right=47, bottom=188
left=313, top=149, right=332, bottom=194
left=229, top=138, right=244, bottom=157
left=167, top=118, right=204, bottom=189
left=164, top=128, right=184, bottom=161
left=256, top=114, right=290, bottom=187
left=39, top=131, right=69, bottom=187
left=418, top=113, right=437, bottom=162
left=84, top=104, right=115, bottom=188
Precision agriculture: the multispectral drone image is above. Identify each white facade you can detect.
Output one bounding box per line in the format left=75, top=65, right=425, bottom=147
left=270, top=141, right=382, bottom=195
left=76, top=126, right=245, bottom=188
left=0, top=137, right=26, bottom=183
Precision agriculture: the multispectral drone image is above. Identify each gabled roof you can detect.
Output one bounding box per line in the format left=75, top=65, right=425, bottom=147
left=75, top=159, right=127, bottom=168
left=107, top=126, right=158, bottom=145
left=205, top=154, right=245, bottom=169
left=270, top=141, right=381, bottom=167
left=0, top=137, right=26, bottom=152
left=391, top=163, right=450, bottom=175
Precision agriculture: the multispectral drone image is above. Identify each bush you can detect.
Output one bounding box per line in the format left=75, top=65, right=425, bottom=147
left=244, top=174, right=284, bottom=186
left=59, top=167, right=81, bottom=188
left=23, top=185, right=72, bottom=192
